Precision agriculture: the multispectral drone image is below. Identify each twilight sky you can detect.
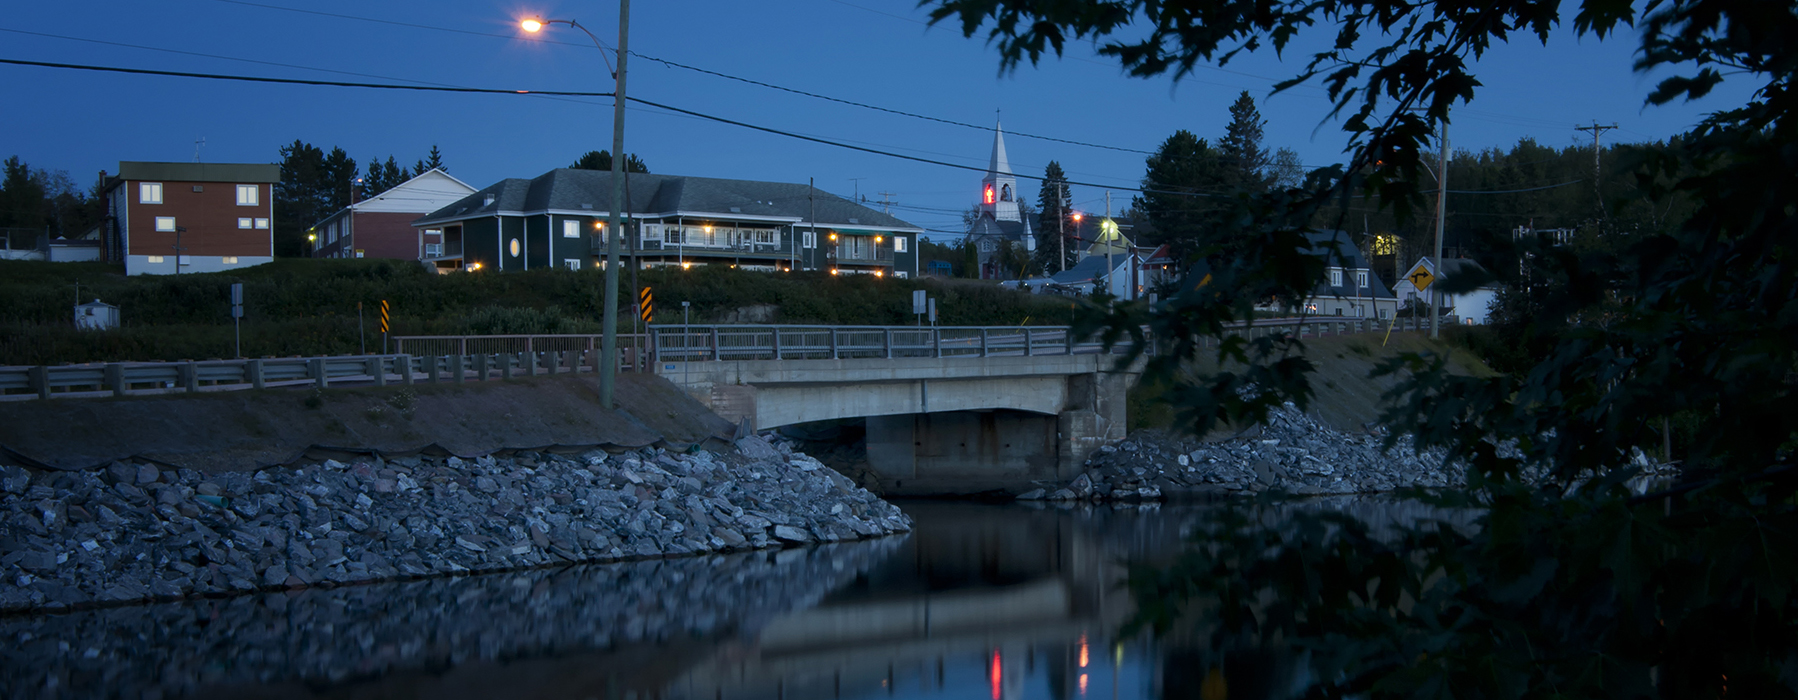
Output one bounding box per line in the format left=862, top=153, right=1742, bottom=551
left=0, top=0, right=1754, bottom=238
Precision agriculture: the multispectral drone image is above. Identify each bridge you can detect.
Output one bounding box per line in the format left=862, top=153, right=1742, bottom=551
left=645, top=325, right=1142, bottom=495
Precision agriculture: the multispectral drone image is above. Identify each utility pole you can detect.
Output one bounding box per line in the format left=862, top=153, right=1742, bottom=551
left=877, top=192, right=896, bottom=215
left=808, top=177, right=816, bottom=272
left=1576, top=121, right=1617, bottom=217
left=1431, top=121, right=1448, bottom=340
left=1057, top=211, right=1067, bottom=273
left=849, top=177, right=865, bottom=202
left=598, top=0, right=632, bottom=410
left=193, top=137, right=205, bottom=163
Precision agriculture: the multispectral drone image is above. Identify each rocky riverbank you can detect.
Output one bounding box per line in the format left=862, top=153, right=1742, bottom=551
left=1021, top=403, right=1675, bottom=502
left=0, top=436, right=910, bottom=613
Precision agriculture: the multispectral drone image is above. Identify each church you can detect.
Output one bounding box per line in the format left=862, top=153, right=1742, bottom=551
left=965, top=123, right=1035, bottom=279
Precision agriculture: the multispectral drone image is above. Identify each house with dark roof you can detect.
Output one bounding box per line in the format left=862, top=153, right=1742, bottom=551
left=412, top=169, right=922, bottom=277
left=101, top=161, right=281, bottom=276
left=1393, top=257, right=1500, bottom=324
left=1262, top=230, right=1399, bottom=319
left=964, top=123, right=1035, bottom=279
left=310, top=168, right=475, bottom=261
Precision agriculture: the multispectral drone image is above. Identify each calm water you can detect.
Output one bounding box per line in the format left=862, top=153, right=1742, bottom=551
left=0, top=498, right=1448, bottom=700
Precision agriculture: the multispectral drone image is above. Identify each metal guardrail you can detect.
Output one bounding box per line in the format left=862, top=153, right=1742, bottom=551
left=0, top=347, right=639, bottom=402
left=1, top=318, right=1441, bottom=401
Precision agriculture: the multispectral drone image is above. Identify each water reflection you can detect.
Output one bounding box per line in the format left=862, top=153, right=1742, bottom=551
left=0, top=497, right=1449, bottom=700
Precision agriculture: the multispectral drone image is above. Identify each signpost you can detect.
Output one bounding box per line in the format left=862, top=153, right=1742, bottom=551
left=912, top=289, right=926, bottom=326
left=230, top=283, right=243, bottom=358
left=378, top=300, right=391, bottom=354
left=927, top=297, right=937, bottom=326
left=639, top=286, right=653, bottom=324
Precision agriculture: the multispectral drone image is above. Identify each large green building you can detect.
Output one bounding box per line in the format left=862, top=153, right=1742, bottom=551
left=413, top=169, right=922, bottom=278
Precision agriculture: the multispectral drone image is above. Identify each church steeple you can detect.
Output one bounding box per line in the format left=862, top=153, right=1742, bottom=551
left=981, top=121, right=1020, bottom=222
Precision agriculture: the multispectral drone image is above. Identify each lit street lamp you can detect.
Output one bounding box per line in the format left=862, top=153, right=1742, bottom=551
left=522, top=6, right=631, bottom=410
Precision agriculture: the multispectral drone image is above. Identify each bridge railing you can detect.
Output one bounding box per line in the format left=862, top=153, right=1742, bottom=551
left=648, top=324, right=1123, bottom=362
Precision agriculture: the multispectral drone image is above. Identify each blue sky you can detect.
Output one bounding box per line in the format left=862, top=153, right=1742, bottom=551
left=0, top=0, right=1754, bottom=239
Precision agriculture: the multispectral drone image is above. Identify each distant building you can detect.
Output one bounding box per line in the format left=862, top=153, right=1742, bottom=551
left=964, top=123, right=1034, bottom=279
left=1394, top=257, right=1499, bottom=324
left=413, top=169, right=922, bottom=277
left=1267, top=230, right=1399, bottom=319
left=310, top=168, right=476, bottom=261
left=101, top=161, right=281, bottom=276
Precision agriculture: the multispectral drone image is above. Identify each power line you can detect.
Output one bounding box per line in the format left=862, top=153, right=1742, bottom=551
left=0, top=57, right=613, bottom=96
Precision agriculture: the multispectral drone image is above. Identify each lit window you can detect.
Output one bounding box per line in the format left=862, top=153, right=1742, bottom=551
left=255, top=219, right=269, bottom=229
left=1330, top=269, right=1343, bottom=287
left=983, top=184, right=995, bottom=205
left=803, top=230, right=816, bottom=249
left=894, top=236, right=908, bottom=253
left=222, top=256, right=239, bottom=265
left=139, top=183, right=163, bottom=204
left=355, top=250, right=365, bottom=258
left=238, top=218, right=253, bottom=229
left=236, top=184, right=259, bottom=206
left=563, top=220, right=580, bottom=238
left=564, top=259, right=580, bottom=270
left=155, top=217, right=177, bottom=232
left=147, top=255, right=164, bottom=263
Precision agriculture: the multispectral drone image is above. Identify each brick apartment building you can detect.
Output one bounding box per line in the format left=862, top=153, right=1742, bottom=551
left=102, top=161, right=281, bottom=276
left=310, top=168, right=475, bottom=261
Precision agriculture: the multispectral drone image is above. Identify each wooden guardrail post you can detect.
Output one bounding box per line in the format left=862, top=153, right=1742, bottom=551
left=104, top=363, right=126, bottom=396
left=310, top=358, right=328, bottom=389
left=179, top=362, right=198, bottom=393
left=28, top=366, right=48, bottom=399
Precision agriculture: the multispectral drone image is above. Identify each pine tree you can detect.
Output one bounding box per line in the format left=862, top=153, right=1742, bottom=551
left=570, top=150, right=649, bottom=173
left=1132, top=130, right=1225, bottom=262
left=1219, top=91, right=1271, bottom=189
left=423, top=144, right=445, bottom=172
left=0, top=156, right=46, bottom=230
left=274, top=140, right=327, bottom=257
left=1034, top=160, right=1077, bottom=273
left=321, top=147, right=358, bottom=209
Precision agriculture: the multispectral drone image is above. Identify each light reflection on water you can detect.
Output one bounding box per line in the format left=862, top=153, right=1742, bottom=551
left=0, top=497, right=1448, bottom=699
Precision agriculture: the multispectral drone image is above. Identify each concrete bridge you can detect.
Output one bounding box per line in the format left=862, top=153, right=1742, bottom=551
left=648, top=325, right=1142, bottom=495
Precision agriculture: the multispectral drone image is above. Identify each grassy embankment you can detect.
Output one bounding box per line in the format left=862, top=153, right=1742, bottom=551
left=0, top=259, right=1082, bottom=365
left=1128, top=330, right=1498, bottom=434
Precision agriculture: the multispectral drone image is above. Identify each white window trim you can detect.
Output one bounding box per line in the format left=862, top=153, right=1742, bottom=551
left=1356, top=271, right=1369, bottom=289
left=238, top=218, right=253, bottom=229
left=139, top=182, right=163, bottom=204
left=155, top=217, right=177, bottom=232
left=563, top=220, right=580, bottom=238
left=235, top=184, right=259, bottom=206
left=254, top=218, right=269, bottom=229
left=1329, top=269, right=1344, bottom=287
left=222, top=256, right=239, bottom=265
left=146, top=255, right=165, bottom=263
left=564, top=258, right=580, bottom=270
left=802, top=230, right=816, bottom=249
left=894, top=236, right=908, bottom=253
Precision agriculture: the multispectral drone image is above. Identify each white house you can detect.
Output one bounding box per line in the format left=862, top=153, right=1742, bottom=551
left=1393, top=257, right=1501, bottom=324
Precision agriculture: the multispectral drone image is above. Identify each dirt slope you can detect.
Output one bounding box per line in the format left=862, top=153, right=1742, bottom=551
left=0, top=373, right=735, bottom=472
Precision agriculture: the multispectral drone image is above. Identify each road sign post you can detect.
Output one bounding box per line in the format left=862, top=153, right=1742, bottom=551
left=230, top=283, right=243, bottom=359
left=379, top=300, right=391, bottom=354
left=912, top=289, right=926, bottom=326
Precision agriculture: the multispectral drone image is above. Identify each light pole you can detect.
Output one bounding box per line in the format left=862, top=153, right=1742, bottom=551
left=523, top=7, right=630, bottom=409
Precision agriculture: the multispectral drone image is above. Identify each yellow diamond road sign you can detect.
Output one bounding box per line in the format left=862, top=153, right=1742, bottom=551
left=1407, top=264, right=1435, bottom=292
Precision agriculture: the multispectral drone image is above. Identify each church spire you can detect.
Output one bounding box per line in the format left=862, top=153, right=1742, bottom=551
left=981, top=120, right=1020, bottom=222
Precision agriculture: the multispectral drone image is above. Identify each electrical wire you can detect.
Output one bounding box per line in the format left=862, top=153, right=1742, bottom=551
left=0, top=57, right=613, bottom=96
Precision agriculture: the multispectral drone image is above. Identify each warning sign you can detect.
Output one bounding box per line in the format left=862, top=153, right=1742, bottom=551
left=1407, top=264, right=1435, bottom=292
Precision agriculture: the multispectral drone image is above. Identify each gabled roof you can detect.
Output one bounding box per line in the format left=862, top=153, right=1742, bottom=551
left=415, top=169, right=921, bottom=231
left=1050, top=254, right=1127, bottom=285
left=1304, top=229, right=1395, bottom=300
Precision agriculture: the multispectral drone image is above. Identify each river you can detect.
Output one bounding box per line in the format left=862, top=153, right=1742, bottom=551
left=0, top=497, right=1453, bottom=699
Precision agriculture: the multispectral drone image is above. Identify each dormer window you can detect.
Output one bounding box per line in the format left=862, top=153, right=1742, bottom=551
left=1330, top=269, right=1344, bottom=287
left=1356, top=271, right=1368, bottom=289
left=483, top=194, right=496, bottom=206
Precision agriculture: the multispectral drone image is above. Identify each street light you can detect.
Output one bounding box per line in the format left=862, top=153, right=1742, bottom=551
left=521, top=6, right=631, bottom=410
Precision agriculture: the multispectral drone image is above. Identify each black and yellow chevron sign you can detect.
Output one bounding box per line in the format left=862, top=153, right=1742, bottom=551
left=638, top=287, right=653, bottom=323
left=378, top=299, right=391, bottom=333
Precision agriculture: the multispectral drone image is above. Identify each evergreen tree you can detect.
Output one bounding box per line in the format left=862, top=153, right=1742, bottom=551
left=361, top=156, right=408, bottom=196
left=0, top=157, right=46, bottom=231
left=274, top=140, right=330, bottom=257
left=570, top=150, right=649, bottom=173
left=1131, top=130, right=1226, bottom=262
left=1034, top=160, right=1078, bottom=273
left=422, top=144, right=445, bottom=172
left=321, top=147, right=358, bottom=209
left=1218, top=90, right=1270, bottom=189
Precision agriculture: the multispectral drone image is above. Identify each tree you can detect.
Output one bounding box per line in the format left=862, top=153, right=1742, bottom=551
left=1218, top=91, right=1271, bottom=189
left=1131, top=130, right=1225, bottom=262
left=931, top=0, right=1795, bottom=696
left=321, top=147, right=357, bottom=210
left=274, top=140, right=330, bottom=257
left=570, top=150, right=649, bottom=173
left=413, top=144, right=446, bottom=175
left=361, top=156, right=408, bottom=197
left=0, top=157, right=47, bottom=232
left=1034, top=160, right=1079, bottom=272
left=1268, top=147, right=1305, bottom=190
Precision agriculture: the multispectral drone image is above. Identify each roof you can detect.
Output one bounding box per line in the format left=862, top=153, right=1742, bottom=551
left=967, top=212, right=1032, bottom=241
left=1050, top=254, right=1126, bottom=284
left=985, top=122, right=1015, bottom=179
left=1304, top=230, right=1395, bottom=300
left=415, top=169, right=921, bottom=231
left=116, top=161, right=280, bottom=184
